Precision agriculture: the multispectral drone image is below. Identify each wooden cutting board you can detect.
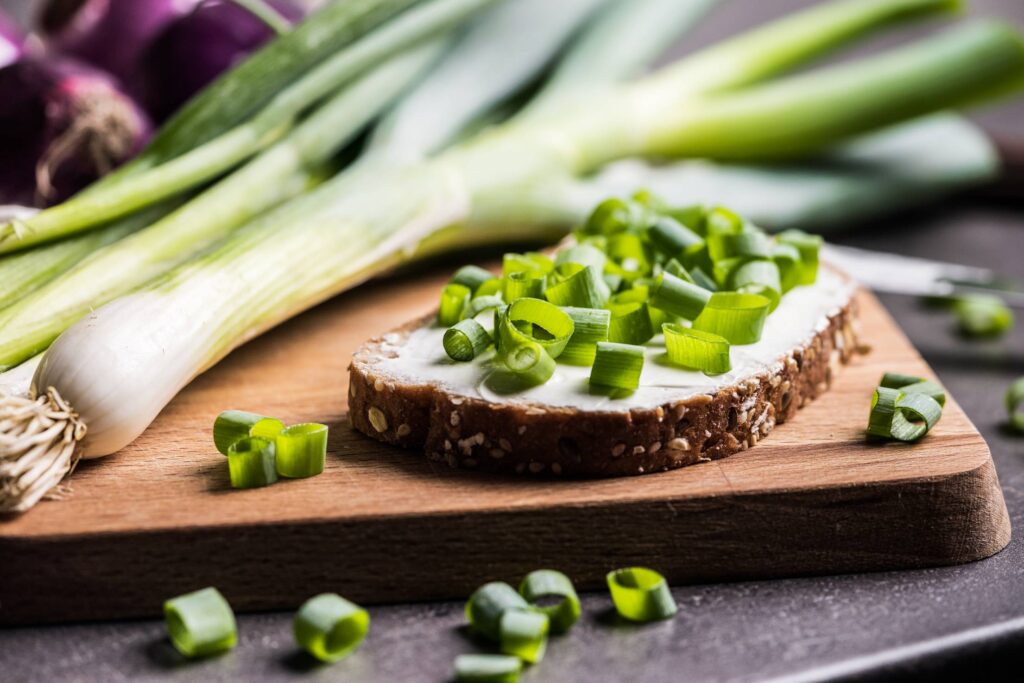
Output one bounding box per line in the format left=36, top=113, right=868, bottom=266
left=0, top=265, right=1010, bottom=624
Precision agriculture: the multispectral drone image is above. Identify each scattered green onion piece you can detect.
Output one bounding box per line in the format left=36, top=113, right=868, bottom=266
left=772, top=243, right=802, bottom=293
left=439, top=283, right=472, bottom=326
left=503, top=340, right=556, bottom=386
left=556, top=244, right=606, bottom=273
left=475, top=277, right=503, bottom=298
left=227, top=436, right=278, bottom=489
left=465, top=294, right=505, bottom=319
left=663, top=324, right=731, bottom=374
left=607, top=302, right=654, bottom=345
left=879, top=371, right=927, bottom=389
left=729, top=259, right=782, bottom=311
left=519, top=569, right=580, bottom=635
left=293, top=593, right=370, bottom=663
left=164, top=587, right=237, bottom=658
left=1007, top=377, right=1024, bottom=433
left=583, top=197, right=647, bottom=236
left=498, top=298, right=575, bottom=359
left=690, top=267, right=718, bottom=292
left=451, top=265, right=495, bottom=294
left=444, top=319, right=492, bottom=362
left=777, top=229, right=822, bottom=285
left=590, top=342, right=644, bottom=391
left=466, top=582, right=529, bottom=642
left=559, top=307, right=610, bottom=366
left=646, top=216, right=703, bottom=260
left=900, top=380, right=947, bottom=407
left=606, top=567, right=677, bottom=623
left=274, top=423, right=328, bottom=478
left=503, top=252, right=553, bottom=276
left=498, top=609, right=549, bottom=664
left=952, top=294, right=1014, bottom=337
left=213, top=410, right=284, bottom=455
left=692, top=292, right=770, bottom=345
left=649, top=272, right=711, bottom=321
left=503, top=271, right=545, bottom=302
left=454, top=654, right=523, bottom=683
left=867, top=386, right=942, bottom=442
left=544, top=264, right=609, bottom=309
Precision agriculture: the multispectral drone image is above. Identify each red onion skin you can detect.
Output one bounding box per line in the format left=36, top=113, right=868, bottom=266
left=142, top=0, right=305, bottom=122
left=0, top=9, right=25, bottom=70
left=0, top=56, right=152, bottom=207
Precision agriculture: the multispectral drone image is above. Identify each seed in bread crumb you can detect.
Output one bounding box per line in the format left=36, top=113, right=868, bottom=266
left=463, top=458, right=477, bottom=468
left=668, top=437, right=690, bottom=452
left=450, top=412, right=460, bottom=427
left=397, top=423, right=411, bottom=437
left=551, top=463, right=562, bottom=475
left=489, top=449, right=505, bottom=459
left=374, top=379, right=385, bottom=392
left=444, top=440, right=452, bottom=451
left=368, top=407, right=388, bottom=432
left=633, top=445, right=645, bottom=455
left=529, top=462, right=545, bottom=473
left=611, top=443, right=626, bottom=457
left=499, top=438, right=512, bottom=451
left=458, top=432, right=485, bottom=454
left=637, top=466, right=645, bottom=473
left=655, top=407, right=665, bottom=421
left=515, top=462, right=526, bottom=474
left=451, top=397, right=464, bottom=406
left=673, top=404, right=687, bottom=420
left=518, top=426, right=527, bottom=435
left=446, top=453, right=457, bottom=468
left=649, top=442, right=661, bottom=454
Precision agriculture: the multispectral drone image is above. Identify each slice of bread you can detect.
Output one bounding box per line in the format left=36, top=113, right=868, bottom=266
left=349, top=267, right=861, bottom=477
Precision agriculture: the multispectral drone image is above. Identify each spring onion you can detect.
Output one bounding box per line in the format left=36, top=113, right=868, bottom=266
left=503, top=340, right=556, bottom=386
left=275, top=423, right=328, bottom=478
left=164, top=587, right=237, bottom=658
left=772, top=243, right=802, bottom=293
left=499, top=609, right=549, bottom=664
left=519, top=569, right=581, bottom=634
left=692, top=292, right=771, bottom=345
left=649, top=272, right=711, bottom=320
left=214, top=411, right=285, bottom=455
left=952, top=294, right=1014, bottom=337
left=776, top=230, right=822, bottom=285
left=646, top=216, right=703, bottom=260
left=607, top=302, right=655, bottom=346
left=728, top=259, right=782, bottom=311
left=465, top=295, right=505, bottom=319
left=606, top=567, right=678, bottom=622
left=227, top=436, right=278, bottom=489
left=880, top=373, right=947, bottom=408
left=451, top=265, right=496, bottom=293
left=293, top=593, right=370, bottom=663
left=445, top=319, right=492, bottom=362
left=544, top=265, right=609, bottom=308
left=663, top=324, right=731, bottom=375
left=466, top=582, right=529, bottom=642
left=439, top=284, right=472, bottom=326
left=503, top=252, right=553, bottom=276
left=498, top=298, right=575, bottom=360
left=1007, top=378, right=1024, bottom=433
left=503, top=271, right=546, bottom=302
left=559, top=307, right=611, bottom=366
left=556, top=244, right=607, bottom=273
left=867, top=385, right=943, bottom=442
left=454, top=654, right=523, bottom=683
left=590, top=342, right=644, bottom=391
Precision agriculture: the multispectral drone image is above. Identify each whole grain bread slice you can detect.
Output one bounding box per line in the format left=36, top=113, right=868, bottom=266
left=349, top=290, right=862, bottom=478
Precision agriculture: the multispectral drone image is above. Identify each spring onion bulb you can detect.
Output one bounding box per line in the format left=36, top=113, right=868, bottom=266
left=518, top=569, right=581, bottom=634
left=498, top=609, right=549, bottom=664
left=293, top=593, right=370, bottom=663
left=214, top=410, right=285, bottom=455
left=454, top=654, right=523, bottom=683
left=275, top=423, right=328, bottom=478
left=227, top=436, right=278, bottom=489
left=164, top=587, right=237, bottom=658
left=466, top=582, right=530, bottom=642
left=1007, top=378, right=1024, bottom=433
left=606, top=567, right=678, bottom=622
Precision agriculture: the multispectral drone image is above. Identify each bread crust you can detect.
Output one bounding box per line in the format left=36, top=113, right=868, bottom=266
left=349, top=294, right=861, bottom=477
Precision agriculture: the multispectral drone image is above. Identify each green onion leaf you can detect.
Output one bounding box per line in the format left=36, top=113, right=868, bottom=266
left=867, top=386, right=943, bottom=442
left=707, top=230, right=772, bottom=263
left=439, top=283, right=472, bottom=326
left=1007, top=377, right=1024, bottom=433
left=454, top=654, right=523, bottom=683
left=583, top=197, right=648, bottom=236
left=692, top=292, right=771, bottom=345
left=465, top=294, right=505, bottom=320
left=475, top=277, right=503, bottom=298
left=649, top=272, right=711, bottom=320
left=900, top=380, right=947, bottom=408
left=590, top=342, right=644, bottom=391
left=544, top=264, right=609, bottom=308
left=498, top=298, right=575, bottom=359
left=690, top=266, right=718, bottom=292
left=451, top=265, right=496, bottom=293
left=274, top=423, right=328, bottom=478
left=776, top=230, right=822, bottom=285
left=519, top=569, right=581, bottom=634
left=466, top=582, right=530, bottom=642
left=879, top=371, right=927, bottom=389
left=444, top=319, right=492, bottom=362
left=213, top=410, right=284, bottom=455
left=952, top=294, right=1014, bottom=337
left=729, top=259, right=782, bottom=311
left=607, top=302, right=655, bottom=345
left=556, top=244, right=607, bottom=273
left=606, top=567, right=677, bottom=623
left=498, top=609, right=549, bottom=664
left=772, top=243, right=802, bottom=293
left=503, top=270, right=546, bottom=302
left=559, top=307, right=611, bottom=366
left=503, top=252, right=553, bottom=276
left=646, top=216, right=703, bottom=260
left=164, top=587, right=237, bottom=658
left=293, top=593, right=370, bottom=663
left=227, top=436, right=278, bottom=489
left=663, top=323, right=731, bottom=375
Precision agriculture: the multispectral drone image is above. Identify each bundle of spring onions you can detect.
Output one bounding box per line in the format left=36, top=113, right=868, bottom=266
left=438, top=196, right=821, bottom=391
left=2, top=0, right=1024, bottom=511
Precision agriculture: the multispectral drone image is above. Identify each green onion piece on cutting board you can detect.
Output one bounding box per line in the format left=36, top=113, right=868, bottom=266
left=439, top=284, right=472, bottom=327
left=445, top=319, right=492, bottom=362
left=606, top=567, right=678, bottom=622
left=454, top=654, right=523, bottom=683
left=499, top=609, right=549, bottom=664
left=1007, top=378, right=1024, bottom=433
left=293, top=593, right=370, bottom=663
left=465, top=582, right=529, bottom=642
left=692, top=292, right=771, bottom=345
left=227, top=437, right=278, bottom=489
left=213, top=410, right=284, bottom=455
left=590, top=342, right=644, bottom=391
left=164, top=587, right=237, bottom=658
left=879, top=371, right=926, bottom=389
left=952, top=294, right=1014, bottom=337
left=519, top=569, right=581, bottom=634
left=275, top=423, right=328, bottom=478
left=663, top=324, right=731, bottom=375
left=867, top=386, right=942, bottom=442
left=451, top=265, right=496, bottom=294
left=558, top=307, right=611, bottom=366
left=649, top=272, right=711, bottom=321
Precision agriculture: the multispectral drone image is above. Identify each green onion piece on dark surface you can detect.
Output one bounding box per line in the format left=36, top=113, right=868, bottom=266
left=164, top=587, right=237, bottom=658
left=503, top=270, right=546, bottom=302
left=1007, top=378, right=1024, bottom=433
left=692, top=292, right=771, bottom=345
left=213, top=410, right=284, bottom=455
left=606, top=567, right=677, bottom=622
left=498, top=298, right=575, bottom=359
left=663, top=324, right=731, bottom=374
left=439, top=284, right=472, bottom=326
left=776, top=229, right=822, bottom=285
left=590, top=342, right=644, bottom=391
left=499, top=609, right=549, bottom=664
left=545, top=264, right=609, bottom=308
left=646, top=216, right=703, bottom=260
left=559, top=307, right=611, bottom=366
left=451, top=265, right=495, bottom=293
left=466, top=582, right=529, bottom=642
left=445, top=319, right=492, bottom=362
left=454, top=654, right=523, bottom=683
left=607, top=302, right=655, bottom=345
left=519, top=569, right=581, bottom=634
left=952, top=294, right=1014, bottom=337
left=649, top=272, right=711, bottom=320
left=275, top=423, right=328, bottom=478
left=293, top=593, right=370, bottom=663
left=227, top=436, right=278, bottom=489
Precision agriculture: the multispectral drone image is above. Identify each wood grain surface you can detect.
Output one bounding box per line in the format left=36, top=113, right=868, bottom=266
left=0, top=266, right=1011, bottom=624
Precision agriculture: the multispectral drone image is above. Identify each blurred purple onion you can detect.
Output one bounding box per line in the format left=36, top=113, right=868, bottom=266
left=141, top=0, right=305, bottom=122
left=0, top=9, right=25, bottom=69
left=0, top=56, right=152, bottom=206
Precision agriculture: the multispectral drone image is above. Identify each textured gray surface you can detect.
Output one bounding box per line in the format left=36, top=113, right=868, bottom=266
left=2, top=0, right=1024, bottom=681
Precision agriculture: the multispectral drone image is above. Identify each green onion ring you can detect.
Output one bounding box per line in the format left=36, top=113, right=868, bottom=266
left=646, top=216, right=703, bottom=260
left=227, top=436, right=278, bottom=489
left=729, top=259, right=782, bottom=312
left=293, top=593, right=370, bottom=663
left=558, top=307, right=610, bottom=366
left=503, top=339, right=556, bottom=386
left=275, top=423, right=328, bottom=478
left=900, top=380, right=946, bottom=408
left=498, top=298, right=575, bottom=359
left=502, top=270, right=546, bottom=302
left=867, top=386, right=942, bottom=442
left=952, top=294, right=1014, bottom=337
left=544, top=264, right=609, bottom=308
left=444, top=319, right=492, bottom=362
left=164, top=587, right=237, bottom=658
left=451, top=265, right=495, bottom=293
left=772, top=243, right=802, bottom=293
left=1007, top=377, right=1024, bottom=433
left=879, top=371, right=926, bottom=389
left=607, top=302, right=655, bottom=345
left=519, top=569, right=581, bottom=634
left=692, top=291, right=770, bottom=345
left=583, top=197, right=647, bottom=236
left=606, top=567, right=678, bottom=622
left=439, top=283, right=472, bottom=326
left=649, top=272, right=711, bottom=321
left=502, top=252, right=553, bottom=276
left=465, top=582, right=529, bottom=642
left=663, top=323, right=731, bottom=375
left=556, top=243, right=607, bottom=273
left=590, top=342, right=644, bottom=391
left=454, top=654, right=523, bottom=683
left=776, top=229, right=822, bottom=285
left=498, top=609, right=549, bottom=664
left=465, top=294, right=505, bottom=320
left=475, top=278, right=503, bottom=298
left=213, top=410, right=284, bottom=455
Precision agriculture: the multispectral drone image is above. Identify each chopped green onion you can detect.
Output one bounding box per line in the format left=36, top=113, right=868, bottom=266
left=692, top=292, right=770, bottom=345
left=544, top=264, right=609, bottom=308
left=556, top=244, right=607, bottom=273
left=213, top=410, right=284, bottom=455
left=728, top=259, right=782, bottom=311
left=559, top=307, right=611, bottom=366
left=503, top=270, right=546, bottom=302
left=583, top=197, right=647, bottom=236
left=607, top=302, right=655, bottom=345
left=503, top=252, right=553, bottom=276
left=293, top=593, right=370, bottom=663
left=867, top=386, right=942, bottom=442
left=227, top=436, right=278, bottom=489
left=879, top=371, right=926, bottom=389
left=164, top=587, right=237, bottom=658
left=952, top=294, right=1014, bottom=337
left=466, top=582, right=529, bottom=642
left=606, top=567, right=677, bottom=622
left=690, top=266, right=718, bottom=292
left=499, top=609, right=549, bottom=664
left=503, top=340, right=556, bottom=386
left=664, top=258, right=695, bottom=283
left=603, top=272, right=624, bottom=293
left=649, top=272, right=711, bottom=320
left=1007, top=377, right=1024, bottom=433
left=451, top=265, right=496, bottom=293
left=772, top=243, right=802, bottom=293
left=663, top=323, right=731, bottom=374
left=590, top=342, right=644, bottom=391
left=519, top=569, right=581, bottom=634
left=498, top=297, right=575, bottom=359
left=440, top=283, right=472, bottom=326
left=900, top=380, right=947, bottom=407
left=606, top=232, right=652, bottom=279
left=454, top=654, right=523, bottom=683
left=274, top=423, right=328, bottom=478
left=646, top=216, right=703, bottom=260
left=707, top=230, right=772, bottom=263
left=444, top=319, right=492, bottom=362
left=705, top=206, right=743, bottom=236
left=475, top=277, right=503, bottom=298
left=465, top=294, right=505, bottom=319
left=776, top=229, right=823, bottom=285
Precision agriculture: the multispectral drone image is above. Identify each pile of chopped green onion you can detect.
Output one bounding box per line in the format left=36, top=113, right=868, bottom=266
left=866, top=372, right=946, bottom=442
left=439, top=194, right=822, bottom=393
left=213, top=410, right=328, bottom=488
